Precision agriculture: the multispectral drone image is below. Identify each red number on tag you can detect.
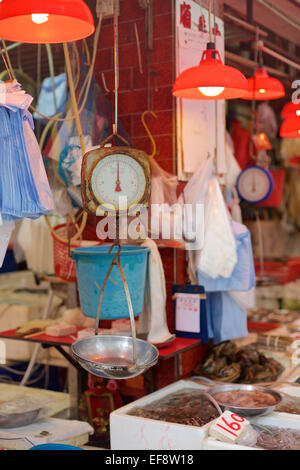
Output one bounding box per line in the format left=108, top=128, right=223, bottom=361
left=222, top=417, right=241, bottom=432
left=216, top=424, right=237, bottom=437
left=231, top=414, right=245, bottom=423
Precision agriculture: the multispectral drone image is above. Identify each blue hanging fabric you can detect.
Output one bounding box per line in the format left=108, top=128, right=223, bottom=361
left=205, top=292, right=248, bottom=343
left=0, top=81, right=54, bottom=222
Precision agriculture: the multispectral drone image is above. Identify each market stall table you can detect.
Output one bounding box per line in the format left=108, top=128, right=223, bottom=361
left=0, top=329, right=201, bottom=407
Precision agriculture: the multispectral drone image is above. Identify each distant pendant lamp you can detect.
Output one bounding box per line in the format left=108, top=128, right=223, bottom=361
left=242, top=68, right=285, bottom=101
left=0, top=0, right=95, bottom=43
left=281, top=101, right=300, bottom=119
left=280, top=116, right=300, bottom=138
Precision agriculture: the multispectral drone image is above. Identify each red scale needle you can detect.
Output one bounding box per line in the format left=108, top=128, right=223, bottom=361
left=115, top=161, right=122, bottom=192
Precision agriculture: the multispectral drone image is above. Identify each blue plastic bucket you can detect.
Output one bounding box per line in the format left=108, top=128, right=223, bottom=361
left=72, top=245, right=150, bottom=320
left=30, top=443, right=82, bottom=450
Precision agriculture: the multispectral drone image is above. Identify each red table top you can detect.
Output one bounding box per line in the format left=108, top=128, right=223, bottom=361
left=0, top=328, right=83, bottom=346
left=156, top=337, right=201, bottom=359
left=0, top=329, right=201, bottom=358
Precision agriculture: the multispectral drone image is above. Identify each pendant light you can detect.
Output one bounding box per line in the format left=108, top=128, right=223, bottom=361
left=242, top=41, right=285, bottom=101
left=281, top=102, right=300, bottom=119
left=242, top=67, right=285, bottom=100
left=280, top=116, right=300, bottom=138
left=0, top=0, right=95, bottom=43
left=172, top=1, right=248, bottom=100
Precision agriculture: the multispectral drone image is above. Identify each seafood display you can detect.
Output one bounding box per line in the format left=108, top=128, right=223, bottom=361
left=247, top=308, right=300, bottom=324
left=254, top=426, right=300, bottom=450
left=129, top=389, right=219, bottom=427
left=276, top=395, right=300, bottom=415
left=196, top=341, right=284, bottom=383
left=213, top=389, right=279, bottom=408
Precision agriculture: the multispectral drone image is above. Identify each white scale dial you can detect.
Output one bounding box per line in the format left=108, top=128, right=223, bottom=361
left=90, top=153, right=147, bottom=211
left=236, top=166, right=273, bottom=203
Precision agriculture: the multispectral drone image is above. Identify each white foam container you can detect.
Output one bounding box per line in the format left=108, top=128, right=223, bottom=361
left=203, top=413, right=300, bottom=450
left=110, top=380, right=300, bottom=451
left=110, top=380, right=210, bottom=450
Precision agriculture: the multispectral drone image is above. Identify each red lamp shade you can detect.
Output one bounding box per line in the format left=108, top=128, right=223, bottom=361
left=173, top=42, right=248, bottom=100
left=0, top=0, right=95, bottom=43
left=281, top=102, right=300, bottom=119
left=242, top=68, right=285, bottom=100
left=280, top=116, right=300, bottom=138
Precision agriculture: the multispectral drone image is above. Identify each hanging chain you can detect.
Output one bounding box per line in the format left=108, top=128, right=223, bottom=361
left=250, top=27, right=260, bottom=158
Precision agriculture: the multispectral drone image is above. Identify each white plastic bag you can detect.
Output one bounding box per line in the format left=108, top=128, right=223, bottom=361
left=196, top=178, right=237, bottom=279
left=15, top=215, right=64, bottom=275
left=225, top=142, right=241, bottom=190
left=179, top=155, right=214, bottom=250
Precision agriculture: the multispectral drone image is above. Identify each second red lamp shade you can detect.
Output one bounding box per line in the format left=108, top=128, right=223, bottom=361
left=242, top=68, right=285, bottom=101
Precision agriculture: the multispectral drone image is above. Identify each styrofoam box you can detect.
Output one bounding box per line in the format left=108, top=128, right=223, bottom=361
left=203, top=413, right=300, bottom=450
left=110, top=380, right=211, bottom=450
left=110, top=379, right=300, bottom=451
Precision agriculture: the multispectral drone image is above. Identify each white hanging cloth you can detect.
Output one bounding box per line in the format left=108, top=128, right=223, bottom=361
left=138, top=238, right=174, bottom=344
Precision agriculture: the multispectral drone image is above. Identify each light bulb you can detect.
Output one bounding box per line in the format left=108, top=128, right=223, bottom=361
left=32, top=14, right=49, bottom=24
left=296, top=110, right=300, bottom=117
left=298, top=129, right=300, bottom=134
left=198, top=87, right=225, bottom=97
left=259, top=88, right=266, bottom=94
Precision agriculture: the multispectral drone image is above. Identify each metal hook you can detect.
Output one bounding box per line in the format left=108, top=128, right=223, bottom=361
left=141, top=110, right=158, bottom=157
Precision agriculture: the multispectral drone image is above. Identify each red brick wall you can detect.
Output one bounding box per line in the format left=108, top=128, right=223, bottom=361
left=94, top=0, right=186, bottom=332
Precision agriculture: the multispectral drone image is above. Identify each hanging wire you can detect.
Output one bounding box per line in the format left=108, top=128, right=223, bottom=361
left=250, top=27, right=260, bottom=158
left=45, top=44, right=58, bottom=114
left=208, top=0, right=212, bottom=43
left=113, top=0, right=119, bottom=135
left=1, top=39, right=15, bottom=80
left=0, top=46, right=13, bottom=81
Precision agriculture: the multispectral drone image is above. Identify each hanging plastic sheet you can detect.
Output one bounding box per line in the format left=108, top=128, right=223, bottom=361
left=15, top=215, right=65, bottom=275
left=257, top=102, right=278, bottom=138
left=196, top=178, right=237, bottom=279
left=46, top=69, right=111, bottom=165
left=34, top=73, right=68, bottom=120
left=0, top=80, right=33, bottom=111
left=23, top=110, right=54, bottom=213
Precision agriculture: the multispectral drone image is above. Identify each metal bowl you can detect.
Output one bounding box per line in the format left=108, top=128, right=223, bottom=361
left=0, top=408, right=42, bottom=428
left=71, top=335, right=159, bottom=379
left=206, top=384, right=282, bottom=417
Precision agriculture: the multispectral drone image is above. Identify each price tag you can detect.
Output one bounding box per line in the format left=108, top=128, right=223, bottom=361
left=209, top=411, right=250, bottom=444
left=175, top=293, right=201, bottom=333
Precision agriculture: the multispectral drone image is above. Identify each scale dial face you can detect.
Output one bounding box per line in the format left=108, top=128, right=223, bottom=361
left=90, top=153, right=147, bottom=211
left=236, top=165, right=273, bottom=204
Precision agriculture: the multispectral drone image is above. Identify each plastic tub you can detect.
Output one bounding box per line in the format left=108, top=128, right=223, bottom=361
left=72, top=245, right=150, bottom=320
